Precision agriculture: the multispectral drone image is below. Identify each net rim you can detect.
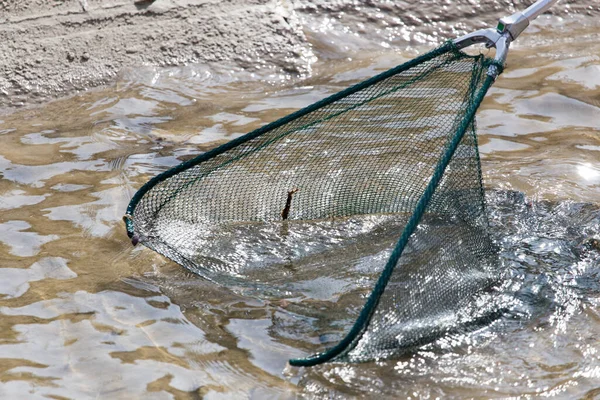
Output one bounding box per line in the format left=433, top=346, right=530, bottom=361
left=123, top=41, right=504, bottom=366
left=124, top=41, right=502, bottom=238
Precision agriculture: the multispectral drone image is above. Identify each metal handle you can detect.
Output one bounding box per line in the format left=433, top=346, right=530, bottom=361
left=498, top=0, right=560, bottom=41
left=453, top=0, right=560, bottom=78
left=522, top=0, right=560, bottom=21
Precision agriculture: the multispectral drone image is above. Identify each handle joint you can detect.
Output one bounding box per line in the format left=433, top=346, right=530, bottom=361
left=497, top=12, right=529, bottom=41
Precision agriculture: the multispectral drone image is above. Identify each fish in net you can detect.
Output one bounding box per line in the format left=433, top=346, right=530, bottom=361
left=124, top=0, right=559, bottom=366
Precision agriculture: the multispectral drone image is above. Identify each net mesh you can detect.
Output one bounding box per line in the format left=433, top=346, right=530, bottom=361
left=125, top=42, right=503, bottom=365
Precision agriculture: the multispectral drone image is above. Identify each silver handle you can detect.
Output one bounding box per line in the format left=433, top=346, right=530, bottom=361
left=522, top=0, right=561, bottom=21
left=499, top=0, right=560, bottom=41
left=453, top=0, right=560, bottom=78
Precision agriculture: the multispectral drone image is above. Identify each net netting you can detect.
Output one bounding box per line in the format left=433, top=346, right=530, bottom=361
left=125, top=42, right=504, bottom=365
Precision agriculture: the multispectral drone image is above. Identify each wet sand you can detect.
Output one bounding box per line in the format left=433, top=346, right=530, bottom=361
left=1, top=0, right=598, bottom=109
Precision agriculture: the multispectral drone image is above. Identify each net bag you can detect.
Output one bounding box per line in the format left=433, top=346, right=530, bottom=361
left=124, top=42, right=504, bottom=366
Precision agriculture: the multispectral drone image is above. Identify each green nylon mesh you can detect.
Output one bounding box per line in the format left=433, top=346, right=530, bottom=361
left=126, top=43, right=503, bottom=365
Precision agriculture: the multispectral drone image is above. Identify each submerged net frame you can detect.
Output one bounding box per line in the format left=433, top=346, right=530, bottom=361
left=124, top=41, right=504, bottom=366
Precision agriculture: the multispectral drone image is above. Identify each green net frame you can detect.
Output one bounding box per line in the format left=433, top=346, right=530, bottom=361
left=125, top=42, right=504, bottom=366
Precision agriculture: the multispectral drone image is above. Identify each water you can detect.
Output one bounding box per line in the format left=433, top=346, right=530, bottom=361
left=0, top=14, right=599, bottom=399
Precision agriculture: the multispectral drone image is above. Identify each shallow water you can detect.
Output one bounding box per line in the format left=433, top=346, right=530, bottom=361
left=0, top=14, right=599, bottom=399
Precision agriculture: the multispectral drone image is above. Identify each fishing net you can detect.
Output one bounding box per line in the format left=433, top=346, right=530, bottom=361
left=124, top=42, right=504, bottom=366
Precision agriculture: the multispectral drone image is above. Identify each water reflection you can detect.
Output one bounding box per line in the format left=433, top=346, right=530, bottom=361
left=0, top=290, right=224, bottom=398
left=0, top=221, right=59, bottom=257
left=0, top=258, right=74, bottom=299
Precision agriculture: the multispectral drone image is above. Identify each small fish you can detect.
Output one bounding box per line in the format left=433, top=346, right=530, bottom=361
left=281, top=188, right=299, bottom=220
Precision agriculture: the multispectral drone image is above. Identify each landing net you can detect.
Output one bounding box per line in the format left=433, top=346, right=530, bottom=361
left=125, top=42, right=503, bottom=365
